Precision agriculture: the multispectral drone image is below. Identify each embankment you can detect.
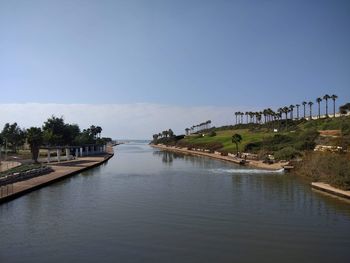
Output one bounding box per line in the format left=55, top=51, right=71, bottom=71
left=151, top=144, right=287, bottom=170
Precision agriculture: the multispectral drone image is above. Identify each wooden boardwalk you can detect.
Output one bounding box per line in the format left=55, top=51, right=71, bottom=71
left=0, top=153, right=114, bottom=204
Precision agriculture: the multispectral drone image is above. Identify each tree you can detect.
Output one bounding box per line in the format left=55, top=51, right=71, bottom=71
left=282, top=107, right=289, bottom=129
left=26, top=127, right=43, bottom=163
left=42, top=116, right=66, bottom=146
left=168, top=129, right=174, bottom=138
left=331, top=94, right=338, bottom=117
left=302, top=101, right=307, bottom=119
left=231, top=133, right=242, bottom=155
left=323, top=94, right=331, bottom=117
left=308, top=101, right=314, bottom=120
left=339, top=103, right=350, bottom=115
left=96, top=126, right=103, bottom=138
left=152, top=134, right=159, bottom=141
left=316, top=97, right=322, bottom=119
left=295, top=104, right=300, bottom=120
left=289, top=105, right=295, bottom=120
left=1, top=122, right=26, bottom=152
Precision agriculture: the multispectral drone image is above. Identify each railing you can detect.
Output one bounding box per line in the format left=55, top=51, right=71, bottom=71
left=0, top=184, right=14, bottom=198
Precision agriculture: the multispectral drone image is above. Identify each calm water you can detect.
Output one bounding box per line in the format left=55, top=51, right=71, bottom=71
left=1, top=142, right=350, bottom=263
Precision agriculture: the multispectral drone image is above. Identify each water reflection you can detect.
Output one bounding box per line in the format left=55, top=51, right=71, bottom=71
left=0, top=142, right=349, bottom=263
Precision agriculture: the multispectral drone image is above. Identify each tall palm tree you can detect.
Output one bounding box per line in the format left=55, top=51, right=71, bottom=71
left=245, top=112, right=249, bottom=124
left=316, top=97, right=322, bottom=119
left=289, top=105, right=295, bottom=120
left=263, top=109, right=268, bottom=123
left=295, top=104, right=300, bottom=120
left=308, top=101, right=314, bottom=120
left=302, top=101, right=307, bottom=119
left=282, top=106, right=289, bottom=129
left=231, top=133, right=242, bottom=155
left=331, top=94, right=338, bottom=117
left=323, top=94, right=331, bottom=117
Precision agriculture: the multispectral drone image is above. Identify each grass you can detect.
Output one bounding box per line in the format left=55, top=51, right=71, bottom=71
left=181, top=129, right=273, bottom=152
left=0, top=163, right=43, bottom=178
left=154, top=115, right=350, bottom=159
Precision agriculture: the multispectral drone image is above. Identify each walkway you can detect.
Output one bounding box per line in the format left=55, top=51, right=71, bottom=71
left=0, top=153, right=113, bottom=203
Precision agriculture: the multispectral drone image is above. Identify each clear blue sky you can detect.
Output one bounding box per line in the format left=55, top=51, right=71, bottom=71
left=1, top=0, right=350, bottom=108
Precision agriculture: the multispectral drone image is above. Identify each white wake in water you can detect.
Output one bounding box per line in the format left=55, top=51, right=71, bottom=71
left=210, top=168, right=284, bottom=174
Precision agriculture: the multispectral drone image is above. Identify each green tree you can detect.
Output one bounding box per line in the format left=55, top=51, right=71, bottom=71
left=302, top=101, right=307, bottom=118
left=316, top=97, right=322, bottom=119
left=308, top=101, right=314, bottom=120
left=323, top=94, right=331, bottom=117
left=42, top=116, right=66, bottom=146
left=27, top=127, right=43, bottom=163
left=231, top=133, right=242, bottom=155
left=331, top=94, right=338, bottom=117
left=1, top=122, right=26, bottom=152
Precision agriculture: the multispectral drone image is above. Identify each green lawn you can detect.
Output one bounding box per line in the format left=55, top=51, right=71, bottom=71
left=181, top=129, right=274, bottom=152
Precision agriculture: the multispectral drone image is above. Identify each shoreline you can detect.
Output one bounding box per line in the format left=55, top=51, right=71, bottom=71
left=0, top=149, right=114, bottom=204
left=151, top=144, right=287, bottom=171
left=311, top=182, right=350, bottom=200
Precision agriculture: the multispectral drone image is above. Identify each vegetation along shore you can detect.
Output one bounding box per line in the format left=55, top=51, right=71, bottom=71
left=151, top=97, right=350, bottom=195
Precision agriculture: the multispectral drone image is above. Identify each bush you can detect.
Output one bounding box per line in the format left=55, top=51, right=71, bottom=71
left=208, top=131, right=217, bottom=137
left=244, top=141, right=263, bottom=152
left=295, top=129, right=319, bottom=151
left=295, top=152, right=350, bottom=190
left=274, top=146, right=300, bottom=160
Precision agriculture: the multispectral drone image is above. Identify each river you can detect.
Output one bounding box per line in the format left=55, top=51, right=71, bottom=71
left=1, top=142, right=350, bottom=262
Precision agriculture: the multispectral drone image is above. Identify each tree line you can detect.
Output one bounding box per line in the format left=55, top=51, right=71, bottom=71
left=0, top=116, right=111, bottom=162
left=234, top=94, right=339, bottom=128
left=152, top=129, right=175, bottom=141
left=185, top=120, right=211, bottom=135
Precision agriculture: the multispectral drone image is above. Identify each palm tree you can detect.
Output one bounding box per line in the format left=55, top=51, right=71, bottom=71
left=231, top=133, right=242, bottom=155
left=263, top=109, right=268, bottom=123
left=289, top=105, right=295, bottom=120
left=323, top=94, right=331, bottom=117
left=234, top=112, right=238, bottom=124
left=282, top=107, right=289, bottom=129
left=245, top=112, right=249, bottom=124
left=295, top=104, right=300, bottom=120
left=95, top=126, right=102, bottom=138
left=308, top=101, right=314, bottom=120
left=302, top=101, right=307, bottom=119
left=316, top=97, right=322, bottom=119
left=26, top=127, right=43, bottom=163
left=331, top=94, right=338, bottom=117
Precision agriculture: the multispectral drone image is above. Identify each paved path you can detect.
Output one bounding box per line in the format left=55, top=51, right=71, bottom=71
left=0, top=153, right=114, bottom=203
left=0, top=161, right=21, bottom=172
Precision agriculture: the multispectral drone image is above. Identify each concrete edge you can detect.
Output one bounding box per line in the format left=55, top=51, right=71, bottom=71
left=311, top=182, right=350, bottom=200
left=0, top=153, right=114, bottom=204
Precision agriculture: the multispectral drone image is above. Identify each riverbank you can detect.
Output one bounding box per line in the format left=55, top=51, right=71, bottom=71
left=312, top=182, right=350, bottom=200
left=0, top=149, right=114, bottom=203
left=151, top=144, right=287, bottom=170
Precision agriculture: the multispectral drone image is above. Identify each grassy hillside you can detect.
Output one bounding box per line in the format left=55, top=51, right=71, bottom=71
left=154, top=115, right=350, bottom=159
left=180, top=129, right=271, bottom=153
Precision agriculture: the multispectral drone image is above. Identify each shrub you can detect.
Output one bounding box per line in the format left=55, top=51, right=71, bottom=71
left=274, top=146, right=300, bottom=160
left=295, top=152, right=350, bottom=190
left=244, top=141, right=263, bottom=152
left=208, top=131, right=217, bottom=137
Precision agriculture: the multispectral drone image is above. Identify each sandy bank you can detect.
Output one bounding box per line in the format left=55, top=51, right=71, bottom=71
left=151, top=144, right=287, bottom=171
